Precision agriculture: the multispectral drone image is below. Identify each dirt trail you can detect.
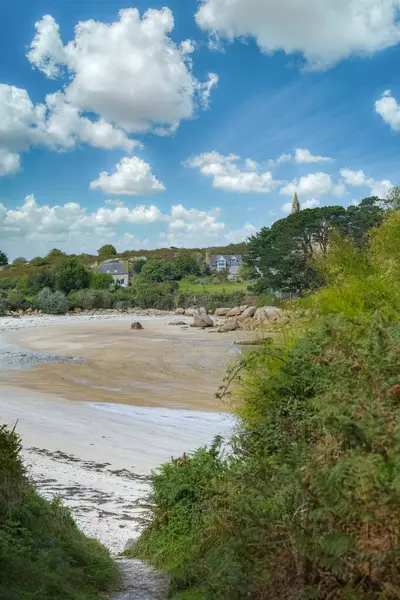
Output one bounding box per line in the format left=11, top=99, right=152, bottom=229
left=111, top=559, right=167, bottom=600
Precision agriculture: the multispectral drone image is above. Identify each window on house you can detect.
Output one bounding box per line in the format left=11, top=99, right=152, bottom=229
left=217, top=259, right=226, bottom=271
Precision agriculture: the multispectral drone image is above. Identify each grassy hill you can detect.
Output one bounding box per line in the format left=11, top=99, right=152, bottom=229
left=0, top=242, right=247, bottom=281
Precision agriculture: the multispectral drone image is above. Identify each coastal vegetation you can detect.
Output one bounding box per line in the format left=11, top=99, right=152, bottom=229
left=246, top=197, right=383, bottom=295
left=0, top=196, right=384, bottom=317
left=0, top=423, right=119, bottom=599
left=0, top=243, right=248, bottom=315
left=130, top=207, right=400, bottom=599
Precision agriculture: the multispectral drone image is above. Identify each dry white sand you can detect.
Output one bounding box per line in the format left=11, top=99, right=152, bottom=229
left=0, top=315, right=237, bottom=552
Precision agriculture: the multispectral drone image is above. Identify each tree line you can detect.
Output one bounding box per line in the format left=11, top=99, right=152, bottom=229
left=246, top=197, right=384, bottom=294
left=0, top=246, right=244, bottom=315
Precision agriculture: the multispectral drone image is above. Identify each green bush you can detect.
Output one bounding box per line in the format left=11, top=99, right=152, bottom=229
left=132, top=210, right=400, bottom=600
left=37, top=288, right=68, bottom=314
left=30, top=256, right=47, bottom=266
left=98, top=244, right=117, bottom=258
left=12, top=257, right=27, bottom=266
left=0, top=278, right=18, bottom=291
left=0, top=250, right=8, bottom=266
left=27, top=268, right=55, bottom=294
left=6, top=289, right=29, bottom=311
left=141, top=259, right=181, bottom=283
left=0, top=423, right=120, bottom=599
left=54, top=258, right=92, bottom=294
left=135, top=282, right=176, bottom=310
left=68, top=288, right=114, bottom=310
left=0, top=295, right=8, bottom=316
left=91, top=273, right=114, bottom=290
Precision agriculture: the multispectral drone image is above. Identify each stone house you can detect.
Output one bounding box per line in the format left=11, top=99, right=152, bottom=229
left=96, top=262, right=131, bottom=287
left=209, top=255, right=243, bottom=279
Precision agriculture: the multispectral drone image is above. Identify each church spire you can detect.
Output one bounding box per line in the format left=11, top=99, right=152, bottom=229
left=292, top=192, right=300, bottom=213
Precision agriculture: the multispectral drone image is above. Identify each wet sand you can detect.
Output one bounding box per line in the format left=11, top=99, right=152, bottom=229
left=0, top=315, right=240, bottom=550
left=1, top=316, right=245, bottom=411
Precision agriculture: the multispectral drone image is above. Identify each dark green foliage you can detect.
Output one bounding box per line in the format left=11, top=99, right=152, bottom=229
left=30, top=256, right=47, bottom=266
left=27, top=268, right=55, bottom=294
left=46, top=248, right=66, bottom=260
left=98, top=244, right=117, bottom=258
left=344, top=197, right=384, bottom=248
left=132, top=260, right=145, bottom=274
left=0, top=278, right=18, bottom=290
left=135, top=282, right=177, bottom=310
left=133, top=441, right=226, bottom=595
left=0, top=250, right=8, bottom=266
left=247, top=201, right=383, bottom=293
left=12, top=257, right=27, bottom=266
left=175, top=289, right=245, bottom=311
left=0, top=296, right=8, bottom=315
left=141, top=259, right=182, bottom=283
left=134, top=315, right=400, bottom=599
left=54, top=257, right=91, bottom=294
left=176, top=252, right=201, bottom=277
left=68, top=288, right=113, bottom=310
left=0, top=423, right=120, bottom=599
left=133, top=211, right=400, bottom=600
left=6, top=289, right=30, bottom=311
left=91, top=273, right=114, bottom=289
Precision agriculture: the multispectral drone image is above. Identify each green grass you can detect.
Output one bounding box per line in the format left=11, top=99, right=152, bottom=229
left=0, top=423, right=120, bottom=600
left=178, top=281, right=248, bottom=294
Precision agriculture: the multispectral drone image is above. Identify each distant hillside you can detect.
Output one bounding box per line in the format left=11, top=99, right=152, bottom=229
left=119, top=242, right=247, bottom=261
left=0, top=242, right=247, bottom=280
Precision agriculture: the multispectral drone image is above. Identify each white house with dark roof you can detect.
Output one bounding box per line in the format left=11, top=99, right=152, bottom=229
left=96, top=261, right=131, bottom=287
left=208, top=255, right=243, bottom=279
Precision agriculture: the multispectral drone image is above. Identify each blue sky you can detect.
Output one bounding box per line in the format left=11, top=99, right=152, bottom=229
left=1, top=0, right=400, bottom=258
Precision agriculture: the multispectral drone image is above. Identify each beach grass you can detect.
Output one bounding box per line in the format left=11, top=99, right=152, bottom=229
left=0, top=423, right=120, bottom=600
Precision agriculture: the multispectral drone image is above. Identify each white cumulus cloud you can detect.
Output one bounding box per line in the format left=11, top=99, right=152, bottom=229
left=0, top=150, right=21, bottom=175
left=268, top=153, right=292, bottom=167
left=0, top=83, right=138, bottom=173
left=280, top=172, right=343, bottom=198
left=375, top=89, right=400, bottom=131
left=0, top=194, right=166, bottom=257
left=295, top=148, right=332, bottom=163
left=225, top=222, right=257, bottom=243
left=186, top=151, right=280, bottom=193
left=195, top=0, right=400, bottom=69
left=339, top=168, right=392, bottom=198
left=302, top=198, right=321, bottom=209
left=198, top=73, right=219, bottom=109
left=90, top=157, right=165, bottom=196
left=162, top=204, right=226, bottom=247
left=28, top=9, right=216, bottom=135
left=0, top=194, right=237, bottom=256
left=0, top=8, right=218, bottom=175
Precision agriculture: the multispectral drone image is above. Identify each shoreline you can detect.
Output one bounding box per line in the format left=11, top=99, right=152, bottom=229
left=0, top=314, right=239, bottom=551
left=0, top=313, right=244, bottom=411
left=1, top=385, right=234, bottom=552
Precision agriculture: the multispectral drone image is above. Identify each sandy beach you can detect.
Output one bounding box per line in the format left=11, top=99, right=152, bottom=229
left=0, top=314, right=245, bottom=410
left=0, top=314, right=239, bottom=551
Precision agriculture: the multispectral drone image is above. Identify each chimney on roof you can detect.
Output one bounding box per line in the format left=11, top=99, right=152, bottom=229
left=292, top=193, right=300, bottom=213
